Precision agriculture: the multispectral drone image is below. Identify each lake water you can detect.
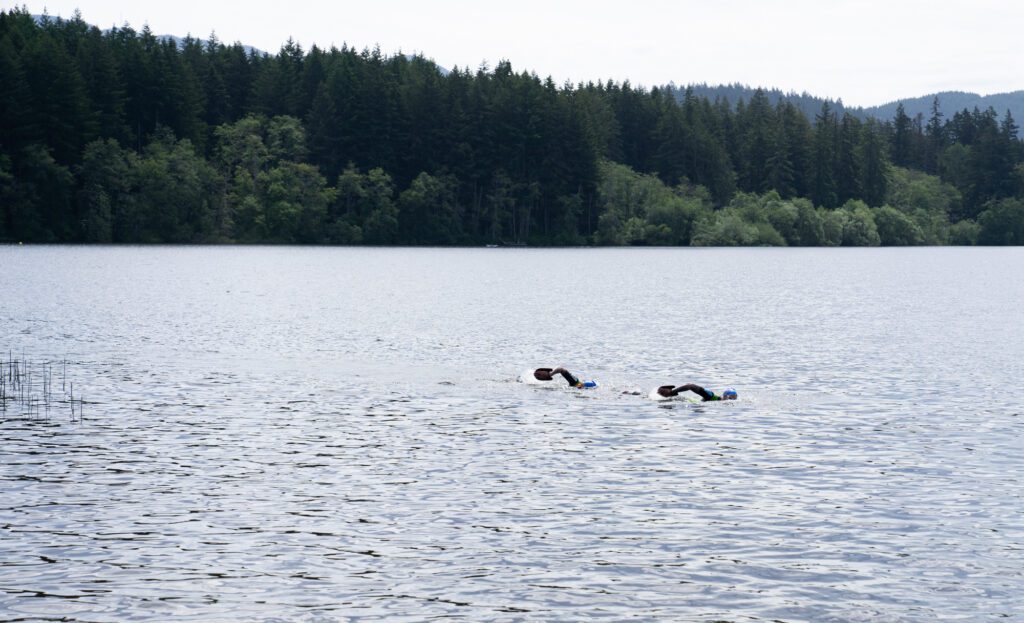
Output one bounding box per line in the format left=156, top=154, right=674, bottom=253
left=1, top=246, right=1022, bottom=622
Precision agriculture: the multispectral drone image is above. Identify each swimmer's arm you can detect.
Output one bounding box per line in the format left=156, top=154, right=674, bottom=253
left=551, top=367, right=581, bottom=387
left=663, top=383, right=714, bottom=400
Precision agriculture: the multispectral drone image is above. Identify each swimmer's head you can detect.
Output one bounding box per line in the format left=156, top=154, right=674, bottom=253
left=533, top=368, right=554, bottom=381
left=722, top=388, right=738, bottom=400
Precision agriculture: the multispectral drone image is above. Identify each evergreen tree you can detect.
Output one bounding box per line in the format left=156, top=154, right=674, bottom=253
left=835, top=113, right=862, bottom=204
left=254, top=38, right=304, bottom=117
left=891, top=103, right=913, bottom=167
left=811, top=102, right=838, bottom=208
left=306, top=82, right=341, bottom=180
left=766, top=102, right=806, bottom=198
left=738, top=88, right=773, bottom=192
left=924, top=96, right=944, bottom=174
left=21, top=31, right=95, bottom=164
left=858, top=119, right=890, bottom=207
left=0, top=35, right=33, bottom=153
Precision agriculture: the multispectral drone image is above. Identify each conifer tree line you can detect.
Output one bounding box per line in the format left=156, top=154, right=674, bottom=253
left=2, top=8, right=1022, bottom=245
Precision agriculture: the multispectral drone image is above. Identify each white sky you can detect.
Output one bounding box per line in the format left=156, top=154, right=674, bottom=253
left=7, top=0, right=1023, bottom=107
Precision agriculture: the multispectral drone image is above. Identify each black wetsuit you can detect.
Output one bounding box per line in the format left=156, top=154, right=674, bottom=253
left=554, top=368, right=581, bottom=387
left=663, top=384, right=721, bottom=401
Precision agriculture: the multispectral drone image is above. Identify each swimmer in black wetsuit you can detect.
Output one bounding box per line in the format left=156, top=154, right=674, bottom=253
left=533, top=367, right=596, bottom=389
left=657, top=384, right=737, bottom=401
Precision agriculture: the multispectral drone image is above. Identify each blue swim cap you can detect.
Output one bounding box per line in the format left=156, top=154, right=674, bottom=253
left=722, top=388, right=738, bottom=399
left=582, top=380, right=598, bottom=389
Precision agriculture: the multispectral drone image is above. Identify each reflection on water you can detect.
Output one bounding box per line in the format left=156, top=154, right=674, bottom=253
left=1, top=246, right=1022, bottom=621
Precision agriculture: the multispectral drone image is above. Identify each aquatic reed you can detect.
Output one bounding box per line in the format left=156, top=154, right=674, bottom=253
left=0, top=352, right=84, bottom=421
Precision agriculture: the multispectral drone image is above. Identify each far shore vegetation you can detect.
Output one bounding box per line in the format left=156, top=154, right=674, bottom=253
left=1, top=8, right=1022, bottom=246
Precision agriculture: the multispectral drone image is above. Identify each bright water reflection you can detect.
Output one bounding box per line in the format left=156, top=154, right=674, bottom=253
left=1, top=246, right=1022, bottom=622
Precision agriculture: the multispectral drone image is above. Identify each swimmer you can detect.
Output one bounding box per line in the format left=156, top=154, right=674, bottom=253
left=657, top=383, right=737, bottom=401
left=533, top=367, right=598, bottom=389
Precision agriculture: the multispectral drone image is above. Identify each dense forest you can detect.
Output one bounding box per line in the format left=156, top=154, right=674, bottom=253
left=1, top=8, right=1022, bottom=245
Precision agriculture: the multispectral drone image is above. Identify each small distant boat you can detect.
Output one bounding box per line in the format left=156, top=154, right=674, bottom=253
left=485, top=244, right=498, bottom=248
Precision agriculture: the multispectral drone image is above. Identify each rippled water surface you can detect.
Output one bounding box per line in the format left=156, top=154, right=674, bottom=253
left=1, top=246, right=1023, bottom=622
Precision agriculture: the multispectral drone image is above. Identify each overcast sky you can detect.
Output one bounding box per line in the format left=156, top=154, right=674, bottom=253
left=7, top=0, right=1022, bottom=107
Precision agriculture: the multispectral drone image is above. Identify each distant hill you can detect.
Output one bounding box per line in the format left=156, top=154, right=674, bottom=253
left=670, top=83, right=1024, bottom=126
left=667, top=82, right=858, bottom=120
left=32, top=13, right=264, bottom=55
left=862, top=91, right=1024, bottom=123
left=152, top=32, right=264, bottom=57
